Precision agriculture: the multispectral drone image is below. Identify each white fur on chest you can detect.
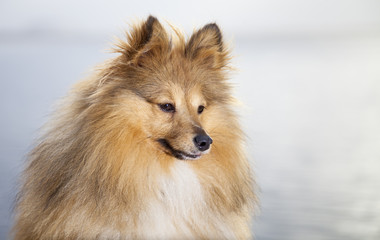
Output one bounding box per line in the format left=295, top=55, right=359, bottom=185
left=158, top=161, right=203, bottom=213
left=139, top=161, right=204, bottom=238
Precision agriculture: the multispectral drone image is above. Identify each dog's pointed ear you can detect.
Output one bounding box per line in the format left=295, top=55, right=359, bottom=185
left=117, top=15, right=170, bottom=66
left=185, top=23, right=228, bottom=69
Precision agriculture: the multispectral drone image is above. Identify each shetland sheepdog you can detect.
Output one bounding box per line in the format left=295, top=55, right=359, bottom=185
left=13, top=16, right=255, bottom=239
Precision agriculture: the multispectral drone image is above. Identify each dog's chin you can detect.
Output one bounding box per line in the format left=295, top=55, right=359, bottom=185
left=157, top=139, right=204, bottom=160
left=177, top=152, right=202, bottom=160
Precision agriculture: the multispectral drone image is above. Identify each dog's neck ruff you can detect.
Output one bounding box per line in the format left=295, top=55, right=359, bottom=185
left=137, top=161, right=203, bottom=237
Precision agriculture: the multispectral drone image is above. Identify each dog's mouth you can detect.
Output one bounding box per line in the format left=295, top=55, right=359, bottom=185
left=157, top=139, right=201, bottom=160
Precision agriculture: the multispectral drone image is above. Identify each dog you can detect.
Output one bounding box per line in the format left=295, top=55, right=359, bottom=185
left=12, top=16, right=255, bottom=239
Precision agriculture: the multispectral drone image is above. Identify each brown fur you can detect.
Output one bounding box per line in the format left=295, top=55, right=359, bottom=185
left=12, top=16, right=256, bottom=239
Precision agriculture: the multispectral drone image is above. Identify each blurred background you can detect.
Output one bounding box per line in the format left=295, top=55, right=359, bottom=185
left=1, top=0, right=380, bottom=239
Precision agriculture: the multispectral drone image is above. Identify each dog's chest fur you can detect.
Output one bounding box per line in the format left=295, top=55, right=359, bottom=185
left=138, top=161, right=203, bottom=237
left=136, top=161, right=235, bottom=239
left=158, top=161, right=203, bottom=212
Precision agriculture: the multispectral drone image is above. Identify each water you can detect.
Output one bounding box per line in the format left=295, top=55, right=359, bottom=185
left=234, top=35, right=380, bottom=239
left=1, top=33, right=380, bottom=239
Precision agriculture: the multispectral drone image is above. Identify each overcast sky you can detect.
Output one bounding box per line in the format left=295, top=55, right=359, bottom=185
left=1, top=0, right=380, bottom=37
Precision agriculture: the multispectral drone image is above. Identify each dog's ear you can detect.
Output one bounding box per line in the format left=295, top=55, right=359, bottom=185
left=185, top=23, right=228, bottom=69
left=117, top=15, right=170, bottom=66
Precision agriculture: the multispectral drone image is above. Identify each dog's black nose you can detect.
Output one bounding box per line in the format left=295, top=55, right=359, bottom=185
left=193, top=134, right=213, bottom=152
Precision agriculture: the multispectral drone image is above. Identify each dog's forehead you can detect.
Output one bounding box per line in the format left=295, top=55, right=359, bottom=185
left=159, top=82, right=204, bottom=105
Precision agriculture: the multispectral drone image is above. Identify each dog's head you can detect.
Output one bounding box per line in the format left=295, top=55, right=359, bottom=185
left=103, top=16, right=231, bottom=160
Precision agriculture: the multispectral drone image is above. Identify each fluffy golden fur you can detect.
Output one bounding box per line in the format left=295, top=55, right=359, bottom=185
left=12, top=16, right=255, bottom=239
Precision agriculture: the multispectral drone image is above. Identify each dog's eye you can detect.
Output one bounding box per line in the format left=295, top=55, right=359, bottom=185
left=198, top=105, right=205, bottom=114
left=159, top=103, right=175, bottom=113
